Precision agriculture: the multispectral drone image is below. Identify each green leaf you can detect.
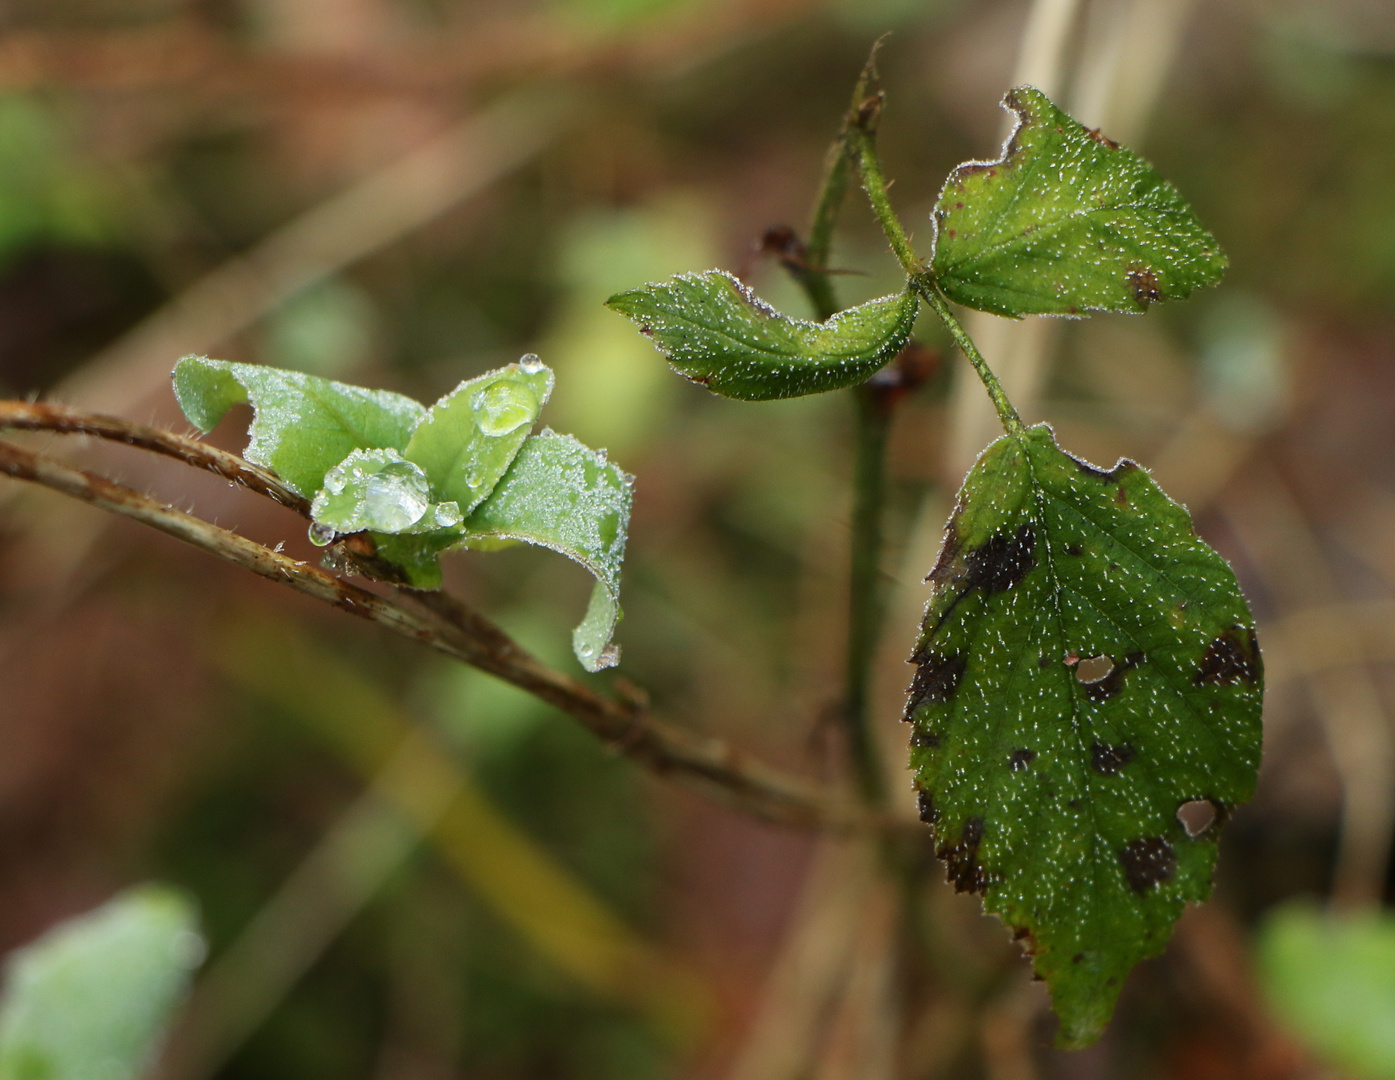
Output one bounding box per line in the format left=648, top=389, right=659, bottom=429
left=1257, top=903, right=1395, bottom=1080
left=931, top=86, right=1227, bottom=318
left=605, top=271, right=918, bottom=400
left=905, top=424, right=1262, bottom=1047
left=0, top=885, right=204, bottom=1080
left=309, top=448, right=464, bottom=542
left=404, top=358, right=554, bottom=514
left=465, top=431, right=632, bottom=671
left=172, top=355, right=427, bottom=496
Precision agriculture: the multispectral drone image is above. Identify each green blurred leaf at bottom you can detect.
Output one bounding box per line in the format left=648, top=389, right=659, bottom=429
left=465, top=431, right=633, bottom=672
left=905, top=423, right=1262, bottom=1046
left=0, top=885, right=204, bottom=1080
left=1258, top=902, right=1395, bottom=1079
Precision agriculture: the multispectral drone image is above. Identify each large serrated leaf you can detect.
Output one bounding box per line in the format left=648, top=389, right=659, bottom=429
left=0, top=885, right=204, bottom=1080
left=605, top=270, right=917, bottom=400
left=904, top=424, right=1262, bottom=1047
left=404, top=358, right=554, bottom=514
left=172, top=356, right=426, bottom=496
left=465, top=430, right=632, bottom=672
left=931, top=87, right=1227, bottom=318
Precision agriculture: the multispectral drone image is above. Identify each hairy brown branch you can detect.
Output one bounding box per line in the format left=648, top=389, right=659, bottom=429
left=0, top=401, right=308, bottom=513
left=0, top=433, right=892, bottom=833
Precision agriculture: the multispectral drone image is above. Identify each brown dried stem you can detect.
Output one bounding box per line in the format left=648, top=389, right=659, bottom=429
left=0, top=419, right=891, bottom=834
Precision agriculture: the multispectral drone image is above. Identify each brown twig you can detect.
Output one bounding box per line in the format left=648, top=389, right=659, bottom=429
left=0, top=401, right=308, bottom=513
left=0, top=433, right=890, bottom=833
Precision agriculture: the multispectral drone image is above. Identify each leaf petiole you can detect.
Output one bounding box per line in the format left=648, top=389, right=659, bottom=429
left=850, top=123, right=1026, bottom=439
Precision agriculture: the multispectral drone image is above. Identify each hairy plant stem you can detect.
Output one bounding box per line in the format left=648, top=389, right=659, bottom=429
left=850, top=126, right=1025, bottom=439
left=0, top=416, right=907, bottom=835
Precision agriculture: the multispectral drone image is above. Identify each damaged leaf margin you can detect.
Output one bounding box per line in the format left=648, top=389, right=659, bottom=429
left=905, top=423, right=1262, bottom=1047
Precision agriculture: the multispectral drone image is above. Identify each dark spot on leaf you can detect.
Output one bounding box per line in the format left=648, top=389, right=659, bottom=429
left=1081, top=652, right=1144, bottom=701
left=1091, top=741, right=1136, bottom=775
left=1072, top=953, right=1084, bottom=965
left=917, top=790, right=939, bottom=824
left=1009, top=748, right=1036, bottom=771
left=1195, top=626, right=1261, bottom=686
left=938, top=815, right=989, bottom=893
left=904, top=651, right=966, bottom=720
left=1038, top=653, right=1052, bottom=669
left=1085, top=126, right=1120, bottom=149
left=926, top=508, right=963, bottom=585
left=955, top=201, right=964, bottom=209
left=1119, top=837, right=1176, bottom=893
left=1115, top=486, right=1128, bottom=506
left=1064, top=544, right=1082, bottom=556
left=947, top=229, right=957, bottom=238
left=964, top=523, right=1036, bottom=594
left=1177, top=799, right=1218, bottom=836
left=1127, top=266, right=1161, bottom=306
left=1068, top=451, right=1138, bottom=482
left=639, top=324, right=653, bottom=336
left=909, top=728, right=941, bottom=749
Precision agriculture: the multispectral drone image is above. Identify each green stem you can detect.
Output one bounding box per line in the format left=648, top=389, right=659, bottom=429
left=845, top=386, right=891, bottom=805
left=918, top=284, right=1025, bottom=437
left=851, top=126, right=1025, bottom=439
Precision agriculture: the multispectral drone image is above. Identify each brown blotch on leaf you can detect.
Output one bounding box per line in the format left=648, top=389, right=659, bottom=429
left=1009, top=748, right=1036, bottom=772
left=1195, top=625, right=1261, bottom=686
left=1068, top=451, right=1139, bottom=482
left=909, top=727, right=940, bottom=749
left=938, top=815, right=990, bottom=893
left=1114, top=486, right=1129, bottom=507
left=926, top=508, right=964, bottom=586
left=1086, top=126, right=1120, bottom=149
left=917, top=790, right=939, bottom=824
left=964, top=523, right=1036, bottom=594
left=1091, top=741, right=1136, bottom=775
left=1127, top=266, right=1162, bottom=307
left=904, top=650, right=967, bottom=720
left=1071, top=952, right=1085, bottom=965
left=1081, top=651, right=1144, bottom=702
left=1064, top=543, right=1082, bottom=556
left=1119, top=837, right=1176, bottom=893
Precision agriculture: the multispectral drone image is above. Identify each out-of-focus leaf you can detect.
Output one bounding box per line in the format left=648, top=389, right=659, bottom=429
left=931, top=87, right=1227, bottom=317
left=465, top=431, right=632, bottom=671
left=404, top=358, right=553, bottom=514
left=309, top=449, right=463, bottom=542
left=905, top=423, right=1262, bottom=1047
left=0, top=885, right=204, bottom=1080
left=606, top=270, right=917, bottom=400
left=1258, top=903, right=1395, bottom=1080
left=171, top=356, right=426, bottom=496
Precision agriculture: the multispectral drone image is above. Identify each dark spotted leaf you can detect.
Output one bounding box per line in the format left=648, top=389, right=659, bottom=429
left=931, top=87, right=1227, bottom=318
left=605, top=270, right=917, bottom=400
left=905, top=424, right=1262, bottom=1047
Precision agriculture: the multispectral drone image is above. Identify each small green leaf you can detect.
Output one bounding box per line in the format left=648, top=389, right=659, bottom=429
left=1258, top=903, right=1395, bottom=1080
left=404, top=357, right=554, bottom=514
left=931, top=86, right=1227, bottom=318
left=465, top=431, right=632, bottom=671
left=605, top=270, right=917, bottom=400
left=0, top=885, right=204, bottom=1080
left=905, top=424, right=1261, bottom=1047
left=309, top=448, right=463, bottom=542
left=172, top=356, right=426, bottom=496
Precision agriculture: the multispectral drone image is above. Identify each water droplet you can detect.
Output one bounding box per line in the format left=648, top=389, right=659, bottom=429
left=362, top=461, right=431, bottom=532
left=518, top=353, right=545, bottom=374
left=308, top=522, right=337, bottom=546
left=472, top=381, right=538, bottom=437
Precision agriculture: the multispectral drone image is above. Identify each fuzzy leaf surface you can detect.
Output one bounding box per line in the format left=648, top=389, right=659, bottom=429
left=404, top=358, right=553, bottom=514
left=905, top=424, right=1262, bottom=1047
left=465, top=431, right=632, bottom=671
left=172, top=356, right=426, bottom=496
left=0, top=885, right=203, bottom=1080
left=931, top=87, right=1227, bottom=317
left=605, top=270, right=917, bottom=400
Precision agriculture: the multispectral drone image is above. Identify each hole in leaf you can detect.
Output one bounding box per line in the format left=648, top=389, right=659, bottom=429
left=1075, top=655, right=1114, bottom=683
left=1176, top=799, right=1218, bottom=837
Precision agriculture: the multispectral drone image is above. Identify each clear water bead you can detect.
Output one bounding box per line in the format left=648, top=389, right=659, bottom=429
left=471, top=381, right=538, bottom=437
left=361, top=461, right=432, bottom=532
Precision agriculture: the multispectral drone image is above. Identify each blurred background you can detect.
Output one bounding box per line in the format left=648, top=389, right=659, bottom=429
left=0, top=0, right=1393, bottom=1076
